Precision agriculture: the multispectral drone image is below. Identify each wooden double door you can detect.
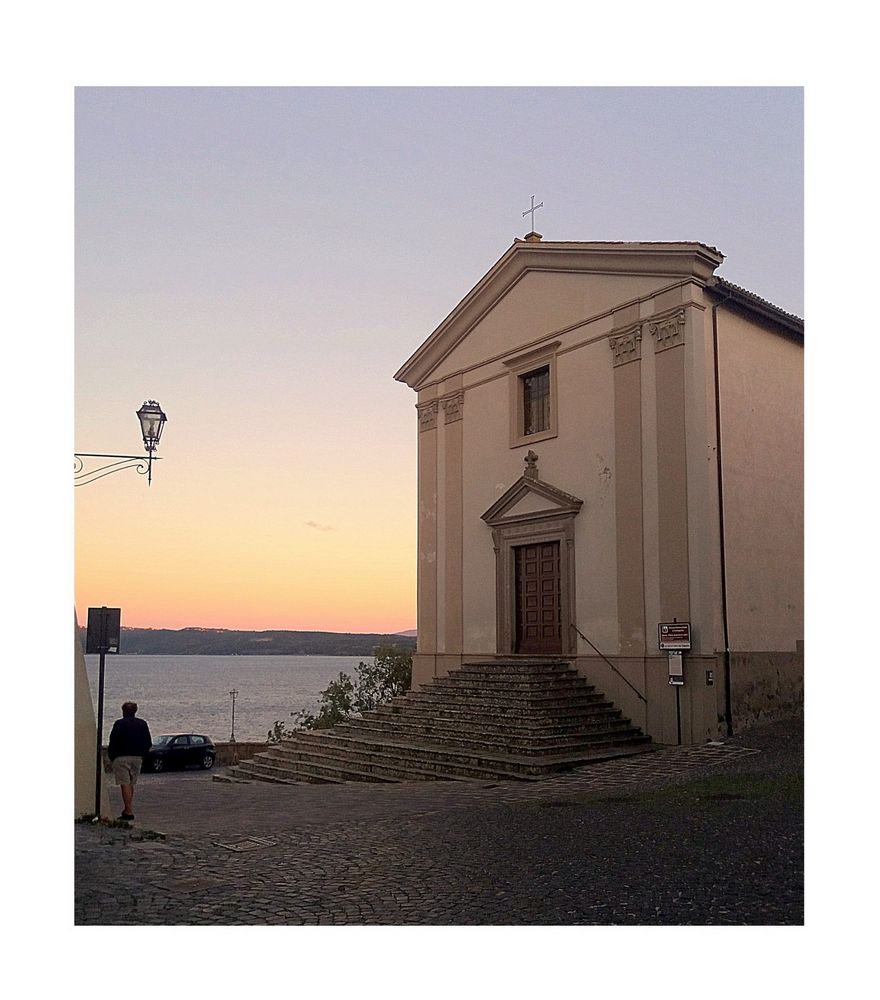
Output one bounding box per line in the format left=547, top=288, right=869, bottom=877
left=514, top=541, right=562, bottom=654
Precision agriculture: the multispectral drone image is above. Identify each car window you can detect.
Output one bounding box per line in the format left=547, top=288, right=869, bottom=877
left=190, top=735, right=205, bottom=745
left=172, top=736, right=190, bottom=746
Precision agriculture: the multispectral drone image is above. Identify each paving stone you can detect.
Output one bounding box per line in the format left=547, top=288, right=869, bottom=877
left=75, top=718, right=802, bottom=925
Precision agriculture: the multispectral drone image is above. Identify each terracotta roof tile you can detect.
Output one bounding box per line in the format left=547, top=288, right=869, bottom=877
left=713, top=277, right=803, bottom=328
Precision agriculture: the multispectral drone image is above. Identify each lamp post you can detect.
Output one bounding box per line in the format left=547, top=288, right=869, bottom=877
left=229, top=688, right=239, bottom=764
left=229, top=688, right=238, bottom=742
left=75, top=400, right=168, bottom=486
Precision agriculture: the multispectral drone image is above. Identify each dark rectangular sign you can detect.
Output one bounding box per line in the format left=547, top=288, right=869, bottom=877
left=86, top=607, right=121, bottom=654
left=658, top=621, right=691, bottom=650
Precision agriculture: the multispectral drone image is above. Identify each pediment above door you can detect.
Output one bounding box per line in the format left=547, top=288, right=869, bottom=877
left=481, top=474, right=583, bottom=527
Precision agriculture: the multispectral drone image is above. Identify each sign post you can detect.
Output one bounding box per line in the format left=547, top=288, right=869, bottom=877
left=658, top=621, right=691, bottom=746
left=86, top=607, right=121, bottom=818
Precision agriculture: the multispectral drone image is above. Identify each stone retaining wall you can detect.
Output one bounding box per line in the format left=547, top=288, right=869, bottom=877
left=100, top=740, right=268, bottom=772
left=730, top=651, right=804, bottom=730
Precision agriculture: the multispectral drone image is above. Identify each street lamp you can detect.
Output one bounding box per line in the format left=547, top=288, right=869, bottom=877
left=75, top=400, right=168, bottom=486
left=229, top=688, right=238, bottom=742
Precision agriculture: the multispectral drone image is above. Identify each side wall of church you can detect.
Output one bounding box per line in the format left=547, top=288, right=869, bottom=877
left=715, top=308, right=804, bottom=725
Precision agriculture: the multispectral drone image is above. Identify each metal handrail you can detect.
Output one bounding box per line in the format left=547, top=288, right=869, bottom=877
left=570, top=623, right=647, bottom=703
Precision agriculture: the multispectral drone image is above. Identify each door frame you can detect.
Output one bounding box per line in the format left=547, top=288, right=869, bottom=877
left=489, top=512, right=579, bottom=656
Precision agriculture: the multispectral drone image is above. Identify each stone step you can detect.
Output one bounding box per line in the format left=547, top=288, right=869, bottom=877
left=375, top=698, right=617, bottom=723
left=276, top=729, right=652, bottom=778
left=459, top=660, right=574, bottom=674
left=348, top=704, right=625, bottom=731
left=266, top=740, right=522, bottom=781
left=234, top=735, right=653, bottom=784
left=262, top=743, right=498, bottom=781
left=339, top=716, right=637, bottom=752
left=269, top=734, right=655, bottom=780
left=424, top=676, right=591, bottom=696
left=370, top=710, right=619, bottom=733
left=246, top=749, right=416, bottom=784
left=393, top=688, right=612, bottom=711
left=230, top=657, right=653, bottom=786
left=225, top=761, right=312, bottom=784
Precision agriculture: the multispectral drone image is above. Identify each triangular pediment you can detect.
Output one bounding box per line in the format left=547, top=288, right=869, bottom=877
left=395, top=239, right=723, bottom=390
left=481, top=475, right=583, bottom=527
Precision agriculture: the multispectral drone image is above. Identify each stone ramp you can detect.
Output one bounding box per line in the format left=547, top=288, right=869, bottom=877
left=222, top=659, right=655, bottom=784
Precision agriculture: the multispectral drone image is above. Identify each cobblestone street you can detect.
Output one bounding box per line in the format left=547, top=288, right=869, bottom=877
left=75, top=719, right=803, bottom=925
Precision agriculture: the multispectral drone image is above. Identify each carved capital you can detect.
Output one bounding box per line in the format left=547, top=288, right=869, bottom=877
left=609, top=327, right=643, bottom=367
left=417, top=400, right=439, bottom=432
left=650, top=310, right=686, bottom=352
left=441, top=390, right=464, bottom=424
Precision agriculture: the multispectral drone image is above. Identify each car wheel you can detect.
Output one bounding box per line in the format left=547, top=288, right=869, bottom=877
left=200, top=753, right=215, bottom=770
left=152, top=757, right=165, bottom=773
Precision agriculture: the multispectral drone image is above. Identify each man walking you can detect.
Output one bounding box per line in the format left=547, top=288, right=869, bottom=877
left=107, top=701, right=152, bottom=822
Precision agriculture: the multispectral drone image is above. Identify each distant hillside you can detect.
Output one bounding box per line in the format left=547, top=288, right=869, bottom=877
left=78, top=626, right=417, bottom=657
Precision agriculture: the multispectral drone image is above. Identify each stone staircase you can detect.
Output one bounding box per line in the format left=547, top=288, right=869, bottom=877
left=221, top=659, right=654, bottom=785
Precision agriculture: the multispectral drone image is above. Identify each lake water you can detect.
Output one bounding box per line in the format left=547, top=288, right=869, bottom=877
left=84, top=654, right=373, bottom=743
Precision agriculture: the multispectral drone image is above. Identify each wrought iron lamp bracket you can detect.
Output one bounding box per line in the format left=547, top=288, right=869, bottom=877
left=74, top=453, right=162, bottom=487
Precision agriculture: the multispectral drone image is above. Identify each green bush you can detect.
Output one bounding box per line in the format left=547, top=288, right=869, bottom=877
left=267, top=645, right=412, bottom=741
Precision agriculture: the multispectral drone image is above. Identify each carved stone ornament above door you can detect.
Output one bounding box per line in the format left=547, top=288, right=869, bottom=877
left=481, top=468, right=584, bottom=529
left=481, top=466, right=583, bottom=655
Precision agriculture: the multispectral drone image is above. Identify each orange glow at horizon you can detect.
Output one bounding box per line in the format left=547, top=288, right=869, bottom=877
left=74, top=418, right=418, bottom=634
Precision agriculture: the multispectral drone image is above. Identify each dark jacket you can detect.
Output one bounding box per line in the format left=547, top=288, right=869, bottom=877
left=108, top=716, right=153, bottom=760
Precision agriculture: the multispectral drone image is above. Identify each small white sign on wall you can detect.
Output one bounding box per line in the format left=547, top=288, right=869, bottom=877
left=667, top=651, right=684, bottom=686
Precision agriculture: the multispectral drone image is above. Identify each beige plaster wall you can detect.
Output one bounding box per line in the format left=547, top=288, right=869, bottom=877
left=75, top=613, right=112, bottom=818
left=455, top=332, right=622, bottom=656
left=430, top=270, right=672, bottom=385
left=419, top=274, right=727, bottom=667
left=685, top=302, right=725, bottom=657
left=574, top=654, right=726, bottom=745
left=717, top=309, right=803, bottom=652
left=460, top=382, right=508, bottom=653
left=557, top=338, right=619, bottom=649
left=416, top=401, right=438, bottom=654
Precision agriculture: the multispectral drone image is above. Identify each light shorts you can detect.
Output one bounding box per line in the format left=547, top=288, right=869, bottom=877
left=111, top=755, right=143, bottom=786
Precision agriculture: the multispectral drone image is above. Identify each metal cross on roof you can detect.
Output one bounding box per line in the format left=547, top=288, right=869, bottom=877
left=522, top=194, right=543, bottom=232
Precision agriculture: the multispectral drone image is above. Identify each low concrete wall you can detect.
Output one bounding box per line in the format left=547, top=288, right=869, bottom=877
left=101, top=740, right=268, bottom=772
left=215, top=741, right=266, bottom=765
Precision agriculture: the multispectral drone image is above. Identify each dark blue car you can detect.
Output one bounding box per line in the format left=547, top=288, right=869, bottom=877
left=144, top=734, right=216, bottom=772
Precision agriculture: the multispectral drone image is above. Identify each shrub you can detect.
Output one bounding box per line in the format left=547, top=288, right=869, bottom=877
left=267, top=645, right=412, bottom=741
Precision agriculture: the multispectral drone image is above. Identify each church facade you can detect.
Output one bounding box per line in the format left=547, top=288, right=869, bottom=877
left=395, top=236, right=803, bottom=745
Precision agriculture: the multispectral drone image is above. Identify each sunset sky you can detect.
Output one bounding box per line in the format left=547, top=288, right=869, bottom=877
left=74, top=87, right=803, bottom=632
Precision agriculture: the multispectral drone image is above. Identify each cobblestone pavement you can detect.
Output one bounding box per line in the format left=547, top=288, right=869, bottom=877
left=75, top=718, right=803, bottom=925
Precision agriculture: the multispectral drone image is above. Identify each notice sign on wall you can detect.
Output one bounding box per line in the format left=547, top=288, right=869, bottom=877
left=658, top=621, right=691, bottom=651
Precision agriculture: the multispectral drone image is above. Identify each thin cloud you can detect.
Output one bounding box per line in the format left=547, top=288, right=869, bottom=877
left=305, top=520, right=336, bottom=532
